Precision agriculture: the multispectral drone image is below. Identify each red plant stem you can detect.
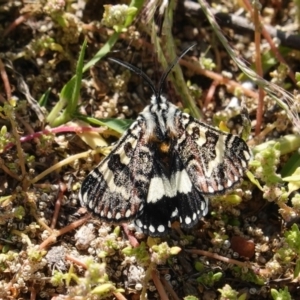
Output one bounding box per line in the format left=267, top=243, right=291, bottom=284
left=151, top=270, right=169, bottom=300
left=50, top=182, right=67, bottom=229
left=0, top=58, right=11, bottom=100
left=122, top=223, right=140, bottom=248
left=3, top=126, right=105, bottom=152
left=243, top=0, right=295, bottom=84
left=65, top=254, right=87, bottom=269
left=39, top=215, right=90, bottom=249
left=186, top=248, right=249, bottom=268
left=30, top=286, right=37, bottom=300
left=160, top=276, right=181, bottom=300
left=253, top=4, right=264, bottom=135
left=2, top=13, right=31, bottom=37
left=204, top=79, right=218, bottom=108
left=113, top=292, right=128, bottom=300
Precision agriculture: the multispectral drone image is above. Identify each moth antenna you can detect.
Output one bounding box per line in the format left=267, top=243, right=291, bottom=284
left=157, top=44, right=196, bottom=99
left=108, top=58, right=157, bottom=97
left=109, top=44, right=195, bottom=100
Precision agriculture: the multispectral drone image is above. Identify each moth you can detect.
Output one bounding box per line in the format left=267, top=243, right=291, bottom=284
left=79, top=46, right=251, bottom=236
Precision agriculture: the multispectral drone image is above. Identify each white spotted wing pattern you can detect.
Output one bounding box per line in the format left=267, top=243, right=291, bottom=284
left=79, top=48, right=251, bottom=237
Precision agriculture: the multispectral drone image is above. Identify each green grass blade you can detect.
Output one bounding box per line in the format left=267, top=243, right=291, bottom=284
left=38, top=87, right=51, bottom=107
left=77, top=114, right=132, bottom=134
left=67, top=39, right=87, bottom=115
left=83, top=32, right=120, bottom=72
left=47, top=40, right=87, bottom=126
left=281, top=151, right=300, bottom=177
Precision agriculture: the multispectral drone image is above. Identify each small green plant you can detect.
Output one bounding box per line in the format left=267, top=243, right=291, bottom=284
left=285, top=223, right=300, bottom=252
left=251, top=143, right=282, bottom=186
left=151, top=241, right=181, bottom=265
left=199, top=47, right=216, bottom=71
left=102, top=4, right=138, bottom=32
left=51, top=260, right=123, bottom=298
left=12, top=206, right=25, bottom=220
left=122, top=242, right=151, bottom=266
left=218, top=284, right=247, bottom=300
left=27, top=246, right=47, bottom=262
left=184, top=296, right=199, bottom=300
left=123, top=240, right=181, bottom=266
left=275, top=247, right=295, bottom=264
left=271, top=286, right=292, bottom=300
left=231, top=266, right=264, bottom=285
left=196, top=271, right=222, bottom=287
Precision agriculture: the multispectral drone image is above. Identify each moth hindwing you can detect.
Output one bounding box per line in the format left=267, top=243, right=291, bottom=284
left=79, top=47, right=251, bottom=237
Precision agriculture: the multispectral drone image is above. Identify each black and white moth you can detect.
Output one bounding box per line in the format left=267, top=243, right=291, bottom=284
left=79, top=46, right=251, bottom=237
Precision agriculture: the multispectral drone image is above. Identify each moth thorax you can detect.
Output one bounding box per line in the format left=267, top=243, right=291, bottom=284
left=159, top=141, right=171, bottom=153
left=157, top=140, right=172, bottom=173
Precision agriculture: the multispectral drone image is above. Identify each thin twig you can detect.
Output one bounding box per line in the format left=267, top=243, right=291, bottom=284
left=65, top=254, right=87, bottom=268
left=186, top=248, right=272, bottom=278
left=2, top=13, right=31, bottom=37
left=0, top=157, right=20, bottom=180
left=11, top=230, right=32, bottom=246
left=50, top=182, right=67, bottom=229
left=180, top=59, right=259, bottom=99
left=0, top=58, right=11, bottom=100
left=204, top=80, right=219, bottom=108
left=29, top=148, right=103, bottom=184
left=160, top=276, right=181, bottom=300
left=39, top=215, right=90, bottom=249
left=248, top=122, right=277, bottom=146
left=151, top=269, right=169, bottom=300
left=186, top=249, right=250, bottom=268
left=252, top=1, right=265, bottom=135
left=30, top=208, right=53, bottom=233
left=141, top=263, right=154, bottom=300
left=29, top=285, right=37, bottom=300
left=113, top=292, right=128, bottom=300
left=16, top=113, right=35, bottom=135
left=122, top=223, right=140, bottom=248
